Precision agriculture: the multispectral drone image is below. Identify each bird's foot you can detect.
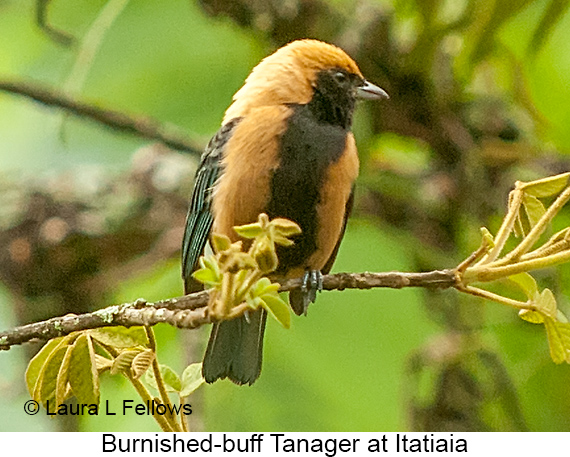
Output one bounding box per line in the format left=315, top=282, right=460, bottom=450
left=300, top=270, right=323, bottom=315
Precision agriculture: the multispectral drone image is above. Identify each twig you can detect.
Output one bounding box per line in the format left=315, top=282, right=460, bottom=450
left=0, top=269, right=456, bottom=349
left=478, top=188, right=524, bottom=265
left=0, top=80, right=203, bottom=155
left=145, top=326, right=181, bottom=431
left=501, top=185, right=570, bottom=263
left=103, top=342, right=174, bottom=432
left=62, top=0, right=130, bottom=96
left=36, top=0, right=75, bottom=46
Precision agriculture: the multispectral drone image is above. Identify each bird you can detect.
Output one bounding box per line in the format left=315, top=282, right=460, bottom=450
left=182, top=39, right=388, bottom=385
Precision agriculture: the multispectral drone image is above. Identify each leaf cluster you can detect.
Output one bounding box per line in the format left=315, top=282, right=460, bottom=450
left=26, top=325, right=203, bottom=431
left=457, top=173, right=570, bottom=363
left=192, top=213, right=301, bottom=328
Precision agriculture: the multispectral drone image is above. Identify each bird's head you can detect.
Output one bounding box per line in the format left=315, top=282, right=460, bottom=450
left=223, top=39, right=388, bottom=124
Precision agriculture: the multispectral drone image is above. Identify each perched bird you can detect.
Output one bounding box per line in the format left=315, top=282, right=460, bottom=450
left=182, top=39, right=388, bottom=385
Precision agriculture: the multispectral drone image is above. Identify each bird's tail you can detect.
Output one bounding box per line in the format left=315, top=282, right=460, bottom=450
left=202, top=309, right=267, bottom=385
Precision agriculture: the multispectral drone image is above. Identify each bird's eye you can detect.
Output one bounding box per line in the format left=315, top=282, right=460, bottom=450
left=333, top=71, right=348, bottom=85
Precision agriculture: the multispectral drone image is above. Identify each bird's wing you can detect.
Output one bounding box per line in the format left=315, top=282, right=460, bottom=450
left=182, top=118, right=241, bottom=293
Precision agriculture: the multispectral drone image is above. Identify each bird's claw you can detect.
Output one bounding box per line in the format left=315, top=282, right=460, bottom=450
left=300, top=270, right=323, bottom=315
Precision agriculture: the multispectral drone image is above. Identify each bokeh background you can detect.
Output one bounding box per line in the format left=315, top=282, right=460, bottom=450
left=1, top=0, right=570, bottom=432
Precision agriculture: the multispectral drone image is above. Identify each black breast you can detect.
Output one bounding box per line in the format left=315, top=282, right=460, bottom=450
left=265, top=104, right=348, bottom=274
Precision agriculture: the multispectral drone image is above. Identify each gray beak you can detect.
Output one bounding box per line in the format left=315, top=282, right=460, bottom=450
left=357, top=80, right=389, bottom=100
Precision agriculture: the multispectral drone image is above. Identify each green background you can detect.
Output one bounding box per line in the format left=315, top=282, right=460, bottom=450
left=1, top=0, right=570, bottom=432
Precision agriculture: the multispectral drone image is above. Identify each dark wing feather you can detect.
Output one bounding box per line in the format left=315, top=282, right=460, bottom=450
left=183, top=118, right=266, bottom=385
left=182, top=118, right=242, bottom=292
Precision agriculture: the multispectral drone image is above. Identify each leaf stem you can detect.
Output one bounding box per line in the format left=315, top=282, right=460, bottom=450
left=103, top=342, right=174, bottom=432
left=457, top=285, right=534, bottom=311
left=477, top=187, right=523, bottom=265
left=145, top=326, right=182, bottom=432
left=500, top=185, right=570, bottom=263
left=465, top=249, right=570, bottom=283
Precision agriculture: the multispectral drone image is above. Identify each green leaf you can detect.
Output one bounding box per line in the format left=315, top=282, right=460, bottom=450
left=233, top=223, right=264, bottom=239
left=145, top=364, right=182, bottom=393
left=252, top=277, right=279, bottom=296
left=273, top=234, right=295, bottom=247
left=110, top=349, right=142, bottom=375
left=90, top=326, right=148, bottom=349
left=521, top=172, right=570, bottom=198
left=271, top=218, right=302, bottom=237
left=68, top=334, right=99, bottom=405
left=192, top=267, right=221, bottom=286
left=544, top=317, right=570, bottom=364
left=94, top=354, right=113, bottom=373
left=180, top=363, right=204, bottom=397
left=26, top=337, right=66, bottom=397
left=210, top=233, right=231, bottom=252
left=246, top=295, right=263, bottom=310
left=262, top=294, right=291, bottom=329
left=509, top=273, right=538, bottom=299
left=557, top=310, right=569, bottom=323
left=480, top=227, right=495, bottom=248
left=55, top=345, right=74, bottom=406
left=201, top=255, right=219, bottom=272
left=513, top=212, right=525, bottom=238
left=536, top=288, right=557, bottom=318
left=131, top=349, right=155, bottom=379
left=522, top=194, right=546, bottom=228
left=548, top=227, right=570, bottom=244
left=519, top=309, right=544, bottom=324
left=36, top=345, right=68, bottom=407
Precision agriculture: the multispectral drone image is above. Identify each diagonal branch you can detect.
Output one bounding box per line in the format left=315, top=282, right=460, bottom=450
left=0, top=80, right=203, bottom=155
left=0, top=269, right=456, bottom=350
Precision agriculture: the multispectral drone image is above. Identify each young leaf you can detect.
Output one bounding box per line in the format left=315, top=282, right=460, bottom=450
left=90, top=326, right=148, bottom=349
left=271, top=218, right=302, bottom=237
left=200, top=255, right=218, bottom=272
left=131, top=349, right=155, bottom=379
left=55, top=345, right=74, bottom=407
left=519, top=309, right=544, bottom=324
left=536, top=288, right=557, bottom=318
left=480, top=227, right=495, bottom=248
left=210, top=233, right=232, bottom=253
left=233, top=223, right=264, bottom=239
left=26, top=337, right=66, bottom=397
left=35, top=345, right=68, bottom=407
left=192, top=267, right=221, bottom=286
left=94, top=354, right=113, bottom=373
left=111, top=350, right=142, bottom=375
left=261, top=294, right=291, bottom=329
left=521, top=172, right=570, bottom=198
left=68, top=334, right=100, bottom=406
left=145, top=364, right=182, bottom=393
left=522, top=194, right=546, bottom=228
left=509, top=272, right=538, bottom=299
left=252, top=277, right=279, bottom=296
left=544, top=317, right=570, bottom=364
left=180, top=363, right=205, bottom=397
left=273, top=234, right=295, bottom=247
left=513, top=212, right=526, bottom=238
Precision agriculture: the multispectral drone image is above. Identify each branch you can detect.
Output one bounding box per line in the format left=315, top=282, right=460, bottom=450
left=0, top=269, right=456, bottom=350
left=0, top=80, right=203, bottom=155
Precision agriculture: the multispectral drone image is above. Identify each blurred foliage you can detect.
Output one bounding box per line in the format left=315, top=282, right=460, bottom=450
left=1, top=0, right=570, bottom=432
